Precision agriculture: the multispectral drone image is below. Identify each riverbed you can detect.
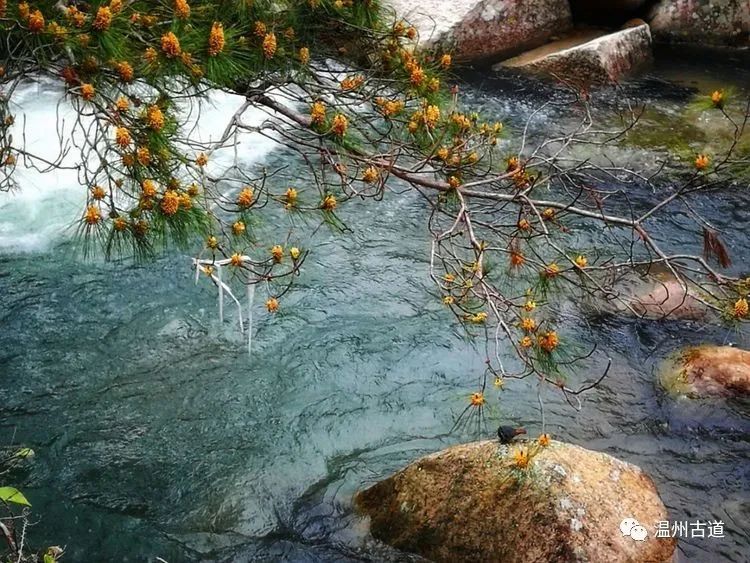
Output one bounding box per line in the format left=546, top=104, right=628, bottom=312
left=1, top=47, right=749, bottom=561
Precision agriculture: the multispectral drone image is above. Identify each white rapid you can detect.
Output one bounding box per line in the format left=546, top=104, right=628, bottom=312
left=0, top=80, right=277, bottom=253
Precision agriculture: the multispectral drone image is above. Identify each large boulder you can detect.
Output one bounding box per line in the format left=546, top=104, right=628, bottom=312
left=495, top=23, right=653, bottom=85
left=660, top=345, right=750, bottom=397
left=648, top=0, right=750, bottom=46
left=356, top=440, right=676, bottom=563
left=386, top=0, right=573, bottom=63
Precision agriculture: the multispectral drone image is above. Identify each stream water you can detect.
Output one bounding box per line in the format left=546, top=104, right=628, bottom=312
left=1, top=47, right=749, bottom=562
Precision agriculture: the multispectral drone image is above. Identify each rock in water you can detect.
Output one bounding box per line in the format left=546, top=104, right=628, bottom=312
left=660, top=345, right=750, bottom=398
left=355, top=440, right=676, bottom=563
left=386, top=0, right=572, bottom=63
left=648, top=0, right=750, bottom=46
left=631, top=277, right=707, bottom=320
left=495, top=24, right=653, bottom=86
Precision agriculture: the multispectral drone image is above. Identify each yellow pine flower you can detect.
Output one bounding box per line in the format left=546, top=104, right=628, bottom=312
left=195, top=153, right=208, bottom=167
left=80, top=83, right=95, bottom=101
left=424, top=104, right=440, bottom=127
left=91, top=186, right=106, bottom=200
left=28, top=9, right=44, bottom=32
left=290, top=247, right=301, bottom=260
left=695, top=154, right=710, bottom=171
left=161, top=32, right=181, bottom=58
left=208, top=22, right=225, bottom=57
left=513, top=448, right=529, bottom=469
left=254, top=21, right=266, bottom=37
left=236, top=187, right=254, bottom=208
left=299, top=47, right=310, bottom=65
left=448, top=176, right=461, bottom=189
left=340, top=75, right=364, bottom=91
left=115, top=61, right=134, bottom=82
left=18, top=1, right=29, bottom=19
left=160, top=190, right=180, bottom=215
left=266, top=297, right=279, bottom=312
left=285, top=187, right=298, bottom=205
left=470, top=392, right=485, bottom=407
left=84, top=205, right=101, bottom=225
left=538, top=330, right=559, bottom=353
left=174, top=0, right=190, bottom=19
left=733, top=298, right=749, bottom=319
left=0, top=0, right=6, bottom=18
left=520, top=335, right=533, bottom=349
left=321, top=194, right=337, bottom=211
left=711, top=90, right=724, bottom=108
left=510, top=251, right=525, bottom=268
left=92, top=6, right=112, bottom=31
left=310, top=101, right=326, bottom=126
left=146, top=105, right=165, bottom=131
left=144, top=47, right=158, bottom=64
left=524, top=300, right=536, bottom=312
left=230, top=252, right=243, bottom=266
left=113, top=217, right=128, bottom=231
left=110, top=0, right=123, bottom=13
left=136, top=146, right=151, bottom=166
left=544, top=263, right=560, bottom=278
left=262, top=32, right=277, bottom=59
left=362, top=166, right=379, bottom=183
left=520, top=317, right=536, bottom=332
left=141, top=179, right=157, bottom=198
left=575, top=255, right=588, bottom=268
left=542, top=208, right=556, bottom=221
left=115, top=127, right=131, bottom=148
left=494, top=377, right=504, bottom=388
left=206, top=235, right=218, bottom=249
left=470, top=312, right=487, bottom=324
left=232, top=221, right=246, bottom=235
left=271, top=245, right=284, bottom=262
left=440, top=53, right=452, bottom=68
left=442, top=295, right=454, bottom=305
left=538, top=434, right=551, bottom=447
left=331, top=114, right=348, bottom=136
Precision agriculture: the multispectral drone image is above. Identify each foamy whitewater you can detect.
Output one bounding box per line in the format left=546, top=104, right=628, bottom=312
left=0, top=79, right=277, bottom=252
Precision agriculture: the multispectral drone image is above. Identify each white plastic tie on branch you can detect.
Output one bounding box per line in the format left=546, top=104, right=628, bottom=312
left=192, top=257, right=255, bottom=354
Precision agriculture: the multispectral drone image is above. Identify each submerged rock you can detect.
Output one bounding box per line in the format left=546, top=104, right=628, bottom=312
left=630, top=276, right=708, bottom=320
left=495, top=24, right=653, bottom=85
left=660, top=345, right=750, bottom=397
left=648, top=0, right=750, bottom=46
left=355, top=440, right=676, bottom=563
left=386, top=0, right=572, bottom=63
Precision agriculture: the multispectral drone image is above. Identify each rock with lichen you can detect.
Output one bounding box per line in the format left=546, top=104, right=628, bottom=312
left=355, top=440, right=676, bottom=563
left=386, top=0, right=572, bottom=63
left=659, top=345, right=750, bottom=397
left=648, top=0, right=750, bottom=46
left=495, top=24, right=653, bottom=86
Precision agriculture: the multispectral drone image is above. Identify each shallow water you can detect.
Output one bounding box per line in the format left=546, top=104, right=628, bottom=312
left=1, top=50, right=750, bottom=562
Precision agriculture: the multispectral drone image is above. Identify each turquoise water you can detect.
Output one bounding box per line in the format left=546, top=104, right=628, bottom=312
left=1, top=51, right=749, bottom=562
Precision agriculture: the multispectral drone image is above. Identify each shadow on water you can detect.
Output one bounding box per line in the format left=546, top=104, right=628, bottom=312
left=1, top=48, right=750, bottom=562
